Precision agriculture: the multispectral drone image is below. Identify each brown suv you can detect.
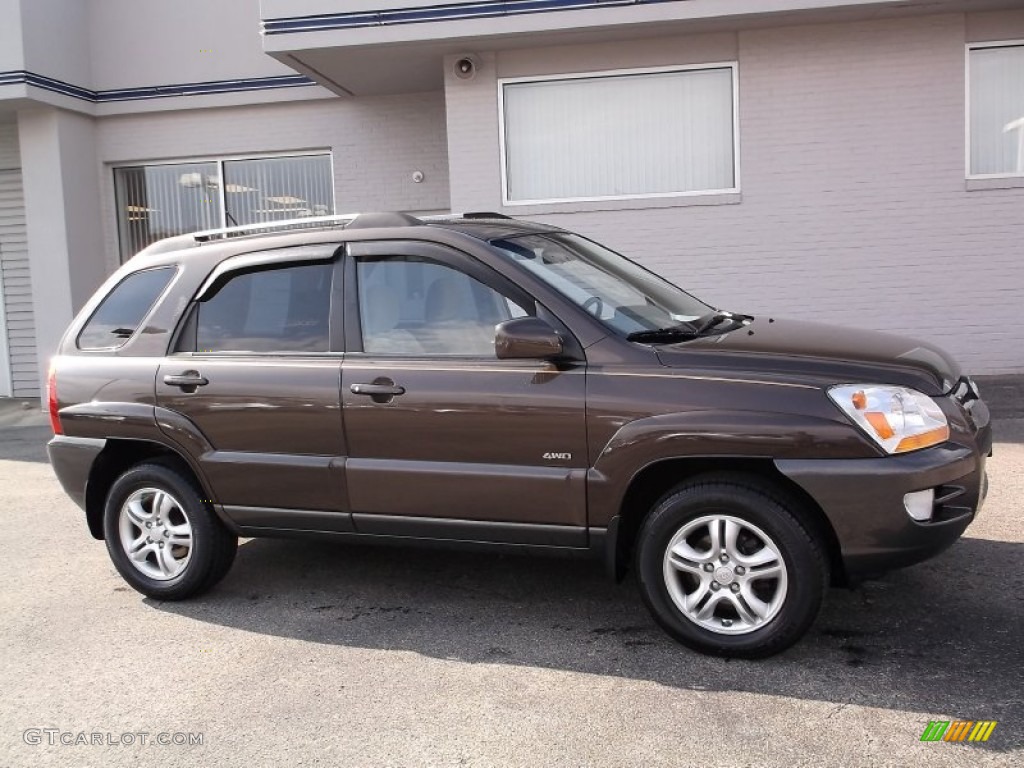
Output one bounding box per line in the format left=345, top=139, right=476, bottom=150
left=47, top=212, right=991, bottom=658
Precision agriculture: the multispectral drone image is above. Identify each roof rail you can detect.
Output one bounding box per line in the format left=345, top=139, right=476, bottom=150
left=191, top=213, right=361, bottom=243
left=135, top=211, right=445, bottom=258
left=420, top=212, right=513, bottom=222
left=345, top=212, right=423, bottom=230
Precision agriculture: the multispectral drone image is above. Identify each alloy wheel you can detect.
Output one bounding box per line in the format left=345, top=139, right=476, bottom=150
left=117, top=488, right=193, bottom=581
left=662, top=514, right=788, bottom=635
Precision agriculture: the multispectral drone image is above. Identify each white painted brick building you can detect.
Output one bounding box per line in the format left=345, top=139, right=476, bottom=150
left=1, top=0, right=1023, bottom=396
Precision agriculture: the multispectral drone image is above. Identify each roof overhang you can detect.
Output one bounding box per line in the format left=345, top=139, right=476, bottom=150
left=260, top=0, right=1024, bottom=96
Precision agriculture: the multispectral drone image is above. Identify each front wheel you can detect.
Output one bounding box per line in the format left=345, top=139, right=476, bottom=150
left=636, top=476, right=828, bottom=658
left=103, top=462, right=238, bottom=600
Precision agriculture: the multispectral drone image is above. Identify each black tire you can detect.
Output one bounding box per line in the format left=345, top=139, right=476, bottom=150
left=635, top=475, right=828, bottom=659
left=103, top=461, right=238, bottom=600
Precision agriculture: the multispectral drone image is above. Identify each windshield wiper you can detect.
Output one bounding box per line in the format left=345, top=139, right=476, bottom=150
left=691, top=311, right=741, bottom=334
left=626, top=323, right=700, bottom=343
left=627, top=311, right=749, bottom=343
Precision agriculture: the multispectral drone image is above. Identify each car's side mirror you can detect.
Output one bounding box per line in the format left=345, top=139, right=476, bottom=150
left=495, top=317, right=564, bottom=360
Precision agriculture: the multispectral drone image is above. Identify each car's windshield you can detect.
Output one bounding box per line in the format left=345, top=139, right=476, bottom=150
left=490, top=233, right=712, bottom=335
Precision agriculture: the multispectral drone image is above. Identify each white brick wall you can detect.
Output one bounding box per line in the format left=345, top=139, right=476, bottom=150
left=96, top=93, right=451, bottom=271
left=446, top=13, right=1024, bottom=375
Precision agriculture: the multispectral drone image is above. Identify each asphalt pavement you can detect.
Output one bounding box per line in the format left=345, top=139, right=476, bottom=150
left=0, top=417, right=1021, bottom=767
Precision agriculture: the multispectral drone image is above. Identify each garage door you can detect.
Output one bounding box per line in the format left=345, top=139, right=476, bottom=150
left=0, top=169, right=39, bottom=398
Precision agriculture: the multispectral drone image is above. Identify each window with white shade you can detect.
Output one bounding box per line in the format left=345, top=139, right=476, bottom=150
left=500, top=65, right=737, bottom=204
left=969, top=43, right=1024, bottom=177
left=114, top=153, right=333, bottom=261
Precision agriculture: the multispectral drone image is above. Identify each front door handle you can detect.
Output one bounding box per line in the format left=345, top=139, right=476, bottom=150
left=350, top=382, right=406, bottom=397
left=163, top=371, right=209, bottom=392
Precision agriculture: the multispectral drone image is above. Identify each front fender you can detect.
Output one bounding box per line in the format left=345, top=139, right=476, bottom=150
left=587, top=409, right=878, bottom=526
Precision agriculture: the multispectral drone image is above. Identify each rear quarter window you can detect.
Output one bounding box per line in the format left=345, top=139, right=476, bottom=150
left=77, top=267, right=176, bottom=350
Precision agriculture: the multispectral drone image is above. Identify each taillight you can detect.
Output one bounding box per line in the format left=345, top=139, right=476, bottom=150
left=47, top=363, right=62, bottom=435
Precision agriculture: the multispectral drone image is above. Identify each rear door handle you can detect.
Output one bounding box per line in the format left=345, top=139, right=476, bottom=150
left=350, top=382, right=405, bottom=397
left=163, top=371, right=209, bottom=390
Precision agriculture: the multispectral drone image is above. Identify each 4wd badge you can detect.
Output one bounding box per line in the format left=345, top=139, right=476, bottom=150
left=543, top=452, right=572, bottom=461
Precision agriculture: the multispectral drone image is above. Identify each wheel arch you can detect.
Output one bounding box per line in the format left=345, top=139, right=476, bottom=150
left=608, top=456, right=845, bottom=586
left=84, top=439, right=223, bottom=540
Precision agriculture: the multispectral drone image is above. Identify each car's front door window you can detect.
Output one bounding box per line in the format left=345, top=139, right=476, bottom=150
left=356, top=257, right=528, bottom=357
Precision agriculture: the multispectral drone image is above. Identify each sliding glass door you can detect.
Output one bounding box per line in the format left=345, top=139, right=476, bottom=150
left=114, top=153, right=333, bottom=261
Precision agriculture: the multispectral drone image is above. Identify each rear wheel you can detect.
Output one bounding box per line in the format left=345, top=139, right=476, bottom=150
left=636, top=476, right=828, bottom=658
left=103, top=462, right=237, bottom=600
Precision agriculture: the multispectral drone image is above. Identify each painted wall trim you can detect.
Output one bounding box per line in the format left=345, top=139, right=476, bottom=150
left=0, top=71, right=316, bottom=103
left=262, top=0, right=685, bottom=34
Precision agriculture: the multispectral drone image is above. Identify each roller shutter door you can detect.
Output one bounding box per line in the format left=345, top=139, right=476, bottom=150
left=0, top=169, right=39, bottom=398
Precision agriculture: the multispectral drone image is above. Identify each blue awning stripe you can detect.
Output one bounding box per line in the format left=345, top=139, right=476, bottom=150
left=262, top=0, right=678, bottom=34
left=0, top=71, right=316, bottom=103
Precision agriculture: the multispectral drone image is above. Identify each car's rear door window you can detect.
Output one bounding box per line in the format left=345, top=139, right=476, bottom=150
left=195, top=262, right=333, bottom=353
left=77, top=267, right=176, bottom=350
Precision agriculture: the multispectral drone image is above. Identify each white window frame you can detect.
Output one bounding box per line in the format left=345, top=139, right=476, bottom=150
left=497, top=62, right=741, bottom=206
left=965, top=40, right=1024, bottom=180
left=112, top=150, right=336, bottom=260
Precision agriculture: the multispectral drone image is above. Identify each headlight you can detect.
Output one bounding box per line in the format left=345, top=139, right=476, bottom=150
left=828, top=384, right=949, bottom=454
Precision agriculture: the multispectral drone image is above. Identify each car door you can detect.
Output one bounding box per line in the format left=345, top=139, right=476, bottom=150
left=340, top=240, right=589, bottom=546
left=156, top=245, right=351, bottom=532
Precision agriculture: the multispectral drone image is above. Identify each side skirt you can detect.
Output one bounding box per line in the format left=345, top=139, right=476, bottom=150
left=223, top=505, right=606, bottom=560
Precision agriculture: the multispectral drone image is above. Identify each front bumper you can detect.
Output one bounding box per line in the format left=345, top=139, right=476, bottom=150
left=776, top=403, right=991, bottom=581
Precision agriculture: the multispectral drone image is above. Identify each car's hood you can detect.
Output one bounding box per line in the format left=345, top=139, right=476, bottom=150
left=654, top=317, right=961, bottom=395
